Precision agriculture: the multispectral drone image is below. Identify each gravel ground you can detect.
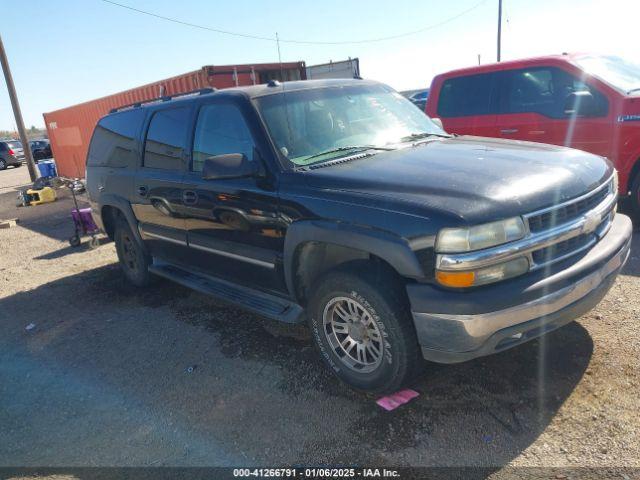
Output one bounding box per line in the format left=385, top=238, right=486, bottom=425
left=1, top=165, right=639, bottom=476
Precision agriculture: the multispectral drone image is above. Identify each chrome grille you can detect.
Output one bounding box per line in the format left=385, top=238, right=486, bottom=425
left=527, top=186, right=610, bottom=233
left=531, top=233, right=593, bottom=265
left=526, top=178, right=616, bottom=269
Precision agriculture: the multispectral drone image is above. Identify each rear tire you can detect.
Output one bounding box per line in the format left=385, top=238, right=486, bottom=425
left=114, top=217, right=152, bottom=287
left=307, top=262, right=423, bottom=394
left=0, top=159, right=6, bottom=170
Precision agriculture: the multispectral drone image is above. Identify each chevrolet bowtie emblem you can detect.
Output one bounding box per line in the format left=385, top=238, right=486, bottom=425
left=583, top=211, right=601, bottom=234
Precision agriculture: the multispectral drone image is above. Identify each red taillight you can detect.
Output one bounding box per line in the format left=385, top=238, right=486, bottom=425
left=8, top=149, right=14, bottom=155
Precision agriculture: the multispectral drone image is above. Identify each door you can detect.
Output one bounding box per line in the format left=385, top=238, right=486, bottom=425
left=132, top=106, right=193, bottom=260
left=182, top=100, right=286, bottom=293
left=436, top=71, right=499, bottom=137
left=495, top=66, right=611, bottom=158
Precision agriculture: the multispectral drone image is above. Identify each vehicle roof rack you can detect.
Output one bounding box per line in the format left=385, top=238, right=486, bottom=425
left=109, top=88, right=216, bottom=113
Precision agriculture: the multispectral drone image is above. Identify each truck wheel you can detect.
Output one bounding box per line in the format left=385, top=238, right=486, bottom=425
left=114, top=217, right=152, bottom=287
left=307, top=262, right=422, bottom=394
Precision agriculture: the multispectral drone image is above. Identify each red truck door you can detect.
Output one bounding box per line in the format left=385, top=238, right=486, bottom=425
left=433, top=72, right=500, bottom=138
left=494, top=66, right=611, bottom=158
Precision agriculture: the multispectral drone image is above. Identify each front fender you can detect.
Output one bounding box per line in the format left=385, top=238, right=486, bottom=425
left=283, top=220, right=425, bottom=299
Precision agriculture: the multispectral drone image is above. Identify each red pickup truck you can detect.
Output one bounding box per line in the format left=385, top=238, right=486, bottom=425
left=426, top=53, right=640, bottom=217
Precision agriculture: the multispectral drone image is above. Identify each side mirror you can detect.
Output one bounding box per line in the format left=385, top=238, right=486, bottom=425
left=564, top=91, right=596, bottom=117
left=430, top=117, right=445, bottom=130
left=202, top=153, right=258, bottom=180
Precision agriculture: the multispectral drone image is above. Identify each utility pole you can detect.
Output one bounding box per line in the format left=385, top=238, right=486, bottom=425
left=0, top=33, right=37, bottom=182
left=497, top=0, right=503, bottom=62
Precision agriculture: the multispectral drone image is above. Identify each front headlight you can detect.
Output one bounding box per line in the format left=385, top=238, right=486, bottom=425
left=436, top=257, right=530, bottom=288
left=436, top=217, right=526, bottom=253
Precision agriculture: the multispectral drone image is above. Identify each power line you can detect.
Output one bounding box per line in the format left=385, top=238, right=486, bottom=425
left=100, top=0, right=489, bottom=45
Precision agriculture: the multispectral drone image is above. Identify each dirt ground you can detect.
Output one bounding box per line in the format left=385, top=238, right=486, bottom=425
left=1, top=165, right=639, bottom=477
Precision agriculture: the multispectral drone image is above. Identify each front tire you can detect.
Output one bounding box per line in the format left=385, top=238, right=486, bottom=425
left=114, top=217, right=152, bottom=287
left=307, top=262, right=422, bottom=394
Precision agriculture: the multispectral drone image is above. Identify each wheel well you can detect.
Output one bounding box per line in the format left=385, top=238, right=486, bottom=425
left=292, top=242, right=402, bottom=305
left=101, top=205, right=123, bottom=240
left=628, top=158, right=640, bottom=194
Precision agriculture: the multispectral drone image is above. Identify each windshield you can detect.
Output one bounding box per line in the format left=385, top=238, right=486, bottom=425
left=574, top=55, right=640, bottom=94
left=256, top=84, right=446, bottom=167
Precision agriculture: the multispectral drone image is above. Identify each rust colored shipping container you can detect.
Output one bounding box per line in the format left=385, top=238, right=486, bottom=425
left=43, top=62, right=306, bottom=178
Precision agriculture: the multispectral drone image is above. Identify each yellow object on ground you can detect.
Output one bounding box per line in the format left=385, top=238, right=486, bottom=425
left=26, top=187, right=57, bottom=206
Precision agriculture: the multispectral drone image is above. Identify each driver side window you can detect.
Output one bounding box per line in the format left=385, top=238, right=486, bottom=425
left=192, top=103, right=256, bottom=172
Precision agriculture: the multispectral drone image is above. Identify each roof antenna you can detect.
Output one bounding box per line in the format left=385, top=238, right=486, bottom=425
left=274, top=32, right=294, bottom=160
left=276, top=32, right=285, bottom=83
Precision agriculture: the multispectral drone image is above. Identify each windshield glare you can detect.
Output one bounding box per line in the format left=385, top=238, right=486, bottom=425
left=257, top=84, right=445, bottom=166
left=574, top=55, right=640, bottom=94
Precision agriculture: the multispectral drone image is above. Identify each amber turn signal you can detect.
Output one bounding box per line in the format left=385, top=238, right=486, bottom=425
left=435, top=270, right=475, bottom=288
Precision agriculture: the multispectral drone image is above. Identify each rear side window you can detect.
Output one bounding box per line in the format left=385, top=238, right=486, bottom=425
left=87, top=109, right=145, bottom=167
left=437, top=73, right=495, bottom=117
left=191, top=103, right=256, bottom=172
left=501, top=67, right=608, bottom=118
left=143, top=107, right=191, bottom=170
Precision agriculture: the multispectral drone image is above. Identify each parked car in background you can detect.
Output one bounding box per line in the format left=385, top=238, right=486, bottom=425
left=407, top=89, right=429, bottom=110
left=29, top=139, right=52, bottom=161
left=426, top=53, right=640, bottom=218
left=0, top=141, right=24, bottom=170
left=86, top=79, right=631, bottom=393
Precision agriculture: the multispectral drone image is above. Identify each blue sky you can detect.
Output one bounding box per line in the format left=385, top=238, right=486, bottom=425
left=1, top=0, right=638, bottom=130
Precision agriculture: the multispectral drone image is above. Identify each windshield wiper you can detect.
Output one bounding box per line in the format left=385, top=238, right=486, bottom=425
left=627, top=87, right=640, bottom=94
left=303, top=145, right=394, bottom=164
left=399, top=132, right=451, bottom=142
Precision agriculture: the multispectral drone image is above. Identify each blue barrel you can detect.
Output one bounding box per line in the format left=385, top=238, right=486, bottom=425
left=37, top=160, right=57, bottom=179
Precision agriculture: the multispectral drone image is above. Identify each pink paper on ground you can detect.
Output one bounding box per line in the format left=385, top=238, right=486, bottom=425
left=376, top=389, right=420, bottom=411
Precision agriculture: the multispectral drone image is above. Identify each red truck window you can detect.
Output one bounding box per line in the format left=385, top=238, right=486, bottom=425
left=500, top=67, right=608, bottom=118
left=437, top=72, right=496, bottom=117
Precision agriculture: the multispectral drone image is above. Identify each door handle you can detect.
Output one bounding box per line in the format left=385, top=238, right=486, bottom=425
left=137, top=185, right=148, bottom=197
left=183, top=190, right=198, bottom=204
left=500, top=128, right=519, bottom=134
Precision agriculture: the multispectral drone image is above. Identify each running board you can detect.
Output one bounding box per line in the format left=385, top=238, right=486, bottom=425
left=149, top=261, right=304, bottom=324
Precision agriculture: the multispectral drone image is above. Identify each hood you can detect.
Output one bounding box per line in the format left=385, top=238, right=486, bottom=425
left=302, top=136, right=613, bottom=225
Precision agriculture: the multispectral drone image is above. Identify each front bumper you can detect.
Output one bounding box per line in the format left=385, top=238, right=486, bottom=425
left=408, top=214, right=632, bottom=363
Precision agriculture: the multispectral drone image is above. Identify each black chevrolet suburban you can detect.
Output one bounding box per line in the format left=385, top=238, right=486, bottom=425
left=86, top=79, right=632, bottom=393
